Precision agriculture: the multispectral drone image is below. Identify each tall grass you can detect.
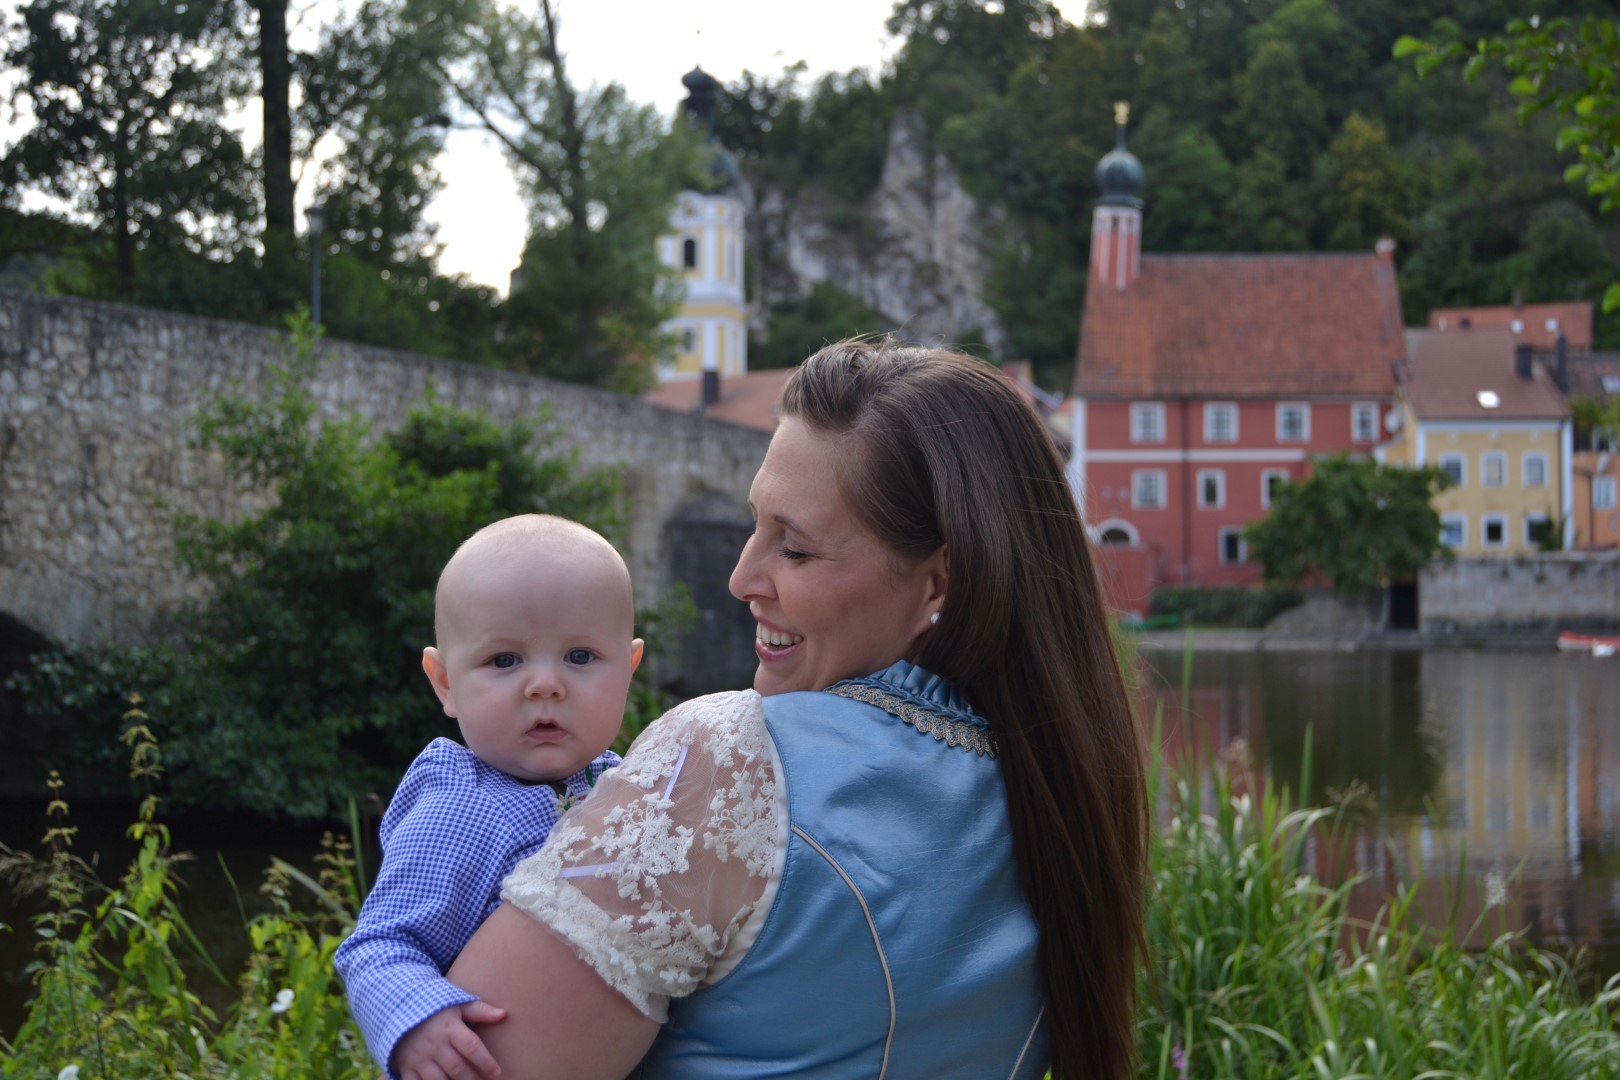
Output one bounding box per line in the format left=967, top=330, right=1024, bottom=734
left=1139, top=719, right=1620, bottom=1078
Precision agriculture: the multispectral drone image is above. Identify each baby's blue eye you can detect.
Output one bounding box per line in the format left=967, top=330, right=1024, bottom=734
left=490, top=653, right=520, bottom=669
left=565, top=648, right=594, bottom=666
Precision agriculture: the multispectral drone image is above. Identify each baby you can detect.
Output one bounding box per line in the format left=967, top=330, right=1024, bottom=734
left=335, top=514, right=644, bottom=1080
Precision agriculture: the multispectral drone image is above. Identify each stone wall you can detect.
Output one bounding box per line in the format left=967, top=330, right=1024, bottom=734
left=1420, top=553, right=1620, bottom=633
left=0, top=291, right=770, bottom=688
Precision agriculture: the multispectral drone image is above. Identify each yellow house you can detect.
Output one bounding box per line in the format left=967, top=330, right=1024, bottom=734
left=1379, top=327, right=1571, bottom=555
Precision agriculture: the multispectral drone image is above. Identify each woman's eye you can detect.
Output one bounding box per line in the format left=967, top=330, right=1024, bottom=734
left=490, top=653, right=520, bottom=669
left=778, top=546, right=810, bottom=561
left=565, top=648, right=594, bottom=666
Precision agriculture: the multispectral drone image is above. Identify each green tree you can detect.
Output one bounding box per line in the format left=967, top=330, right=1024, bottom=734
left=445, top=0, right=702, bottom=388
left=1245, top=455, right=1452, bottom=599
left=0, top=0, right=253, bottom=297
left=1318, top=111, right=1414, bottom=249
left=758, top=281, right=894, bottom=369
left=15, top=321, right=622, bottom=820
left=1396, top=12, right=1620, bottom=313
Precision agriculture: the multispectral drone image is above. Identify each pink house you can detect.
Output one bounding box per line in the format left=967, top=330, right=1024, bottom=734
left=1069, top=110, right=1404, bottom=604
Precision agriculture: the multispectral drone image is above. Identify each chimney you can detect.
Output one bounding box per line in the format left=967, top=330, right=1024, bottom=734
left=1515, top=343, right=1534, bottom=380
left=1555, top=332, right=1569, bottom=393
left=702, top=367, right=720, bottom=408
left=1512, top=287, right=1522, bottom=310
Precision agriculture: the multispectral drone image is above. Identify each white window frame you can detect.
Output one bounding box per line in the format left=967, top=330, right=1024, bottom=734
left=1218, top=527, right=1247, bottom=565
left=1597, top=428, right=1619, bottom=453
left=1481, top=451, right=1507, bottom=488
left=1596, top=476, right=1618, bottom=511
left=1276, top=402, right=1311, bottom=443
left=1130, top=402, right=1166, bottom=444
left=1094, top=518, right=1140, bottom=546
left=1196, top=468, right=1226, bottom=509
left=1260, top=468, right=1290, bottom=509
left=1522, top=452, right=1548, bottom=488
left=1204, top=402, right=1238, bottom=443
left=1481, top=513, right=1509, bottom=549
left=1439, top=514, right=1466, bottom=549
left=1131, top=469, right=1167, bottom=509
left=1523, top=512, right=1552, bottom=548
left=1438, top=453, right=1466, bottom=488
left=1351, top=402, right=1379, bottom=443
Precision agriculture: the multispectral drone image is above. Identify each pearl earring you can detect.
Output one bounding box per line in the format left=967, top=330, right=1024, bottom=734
left=929, top=611, right=941, bottom=626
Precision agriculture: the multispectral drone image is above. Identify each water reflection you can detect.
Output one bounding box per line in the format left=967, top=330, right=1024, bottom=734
left=1141, top=648, right=1620, bottom=977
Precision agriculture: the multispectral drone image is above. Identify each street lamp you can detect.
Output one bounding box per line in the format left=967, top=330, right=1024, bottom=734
left=305, top=204, right=328, bottom=328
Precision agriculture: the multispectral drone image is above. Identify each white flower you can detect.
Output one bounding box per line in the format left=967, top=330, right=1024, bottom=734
left=58, top=1066, right=80, bottom=1080
left=1484, top=871, right=1508, bottom=910
left=271, top=988, right=296, bottom=1013
left=196, top=1034, right=208, bottom=1056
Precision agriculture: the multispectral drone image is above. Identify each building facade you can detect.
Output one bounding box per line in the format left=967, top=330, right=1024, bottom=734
left=1379, top=327, right=1572, bottom=555
left=1069, top=107, right=1403, bottom=600
left=657, top=67, right=748, bottom=384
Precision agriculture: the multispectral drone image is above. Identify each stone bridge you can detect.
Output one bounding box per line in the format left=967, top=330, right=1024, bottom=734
left=0, top=291, right=771, bottom=697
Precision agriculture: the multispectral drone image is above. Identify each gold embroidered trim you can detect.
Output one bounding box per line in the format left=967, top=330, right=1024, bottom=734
left=827, top=683, right=998, bottom=758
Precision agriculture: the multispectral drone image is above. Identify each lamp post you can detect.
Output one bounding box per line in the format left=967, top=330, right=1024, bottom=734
left=305, top=204, right=327, bottom=328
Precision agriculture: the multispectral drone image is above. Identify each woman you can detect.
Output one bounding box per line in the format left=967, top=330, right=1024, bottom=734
left=448, top=340, right=1148, bottom=1079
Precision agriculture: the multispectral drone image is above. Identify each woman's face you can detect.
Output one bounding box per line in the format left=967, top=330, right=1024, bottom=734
left=730, top=418, right=945, bottom=697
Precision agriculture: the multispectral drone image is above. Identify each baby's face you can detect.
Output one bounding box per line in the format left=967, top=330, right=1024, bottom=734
left=427, top=541, right=642, bottom=784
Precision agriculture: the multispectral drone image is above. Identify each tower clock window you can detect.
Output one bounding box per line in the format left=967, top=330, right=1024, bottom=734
left=682, top=238, right=698, bottom=269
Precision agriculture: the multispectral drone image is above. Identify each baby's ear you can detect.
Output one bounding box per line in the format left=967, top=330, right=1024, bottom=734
left=629, top=639, right=645, bottom=673
left=421, top=647, right=457, bottom=716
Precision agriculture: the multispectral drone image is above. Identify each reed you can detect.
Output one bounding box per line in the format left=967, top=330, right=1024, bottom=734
left=1137, top=722, right=1620, bottom=1079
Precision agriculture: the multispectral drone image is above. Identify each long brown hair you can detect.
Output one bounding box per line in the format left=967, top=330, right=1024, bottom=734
left=780, top=339, right=1148, bottom=1080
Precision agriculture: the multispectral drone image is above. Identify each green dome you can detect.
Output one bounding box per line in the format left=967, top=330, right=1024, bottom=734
left=1096, top=124, right=1143, bottom=208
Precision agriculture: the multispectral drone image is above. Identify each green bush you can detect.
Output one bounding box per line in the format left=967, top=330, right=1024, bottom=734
left=1148, top=586, right=1304, bottom=628
left=11, top=318, right=625, bottom=820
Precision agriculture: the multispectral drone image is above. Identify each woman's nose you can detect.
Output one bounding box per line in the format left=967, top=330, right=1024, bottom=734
left=729, top=532, right=762, bottom=602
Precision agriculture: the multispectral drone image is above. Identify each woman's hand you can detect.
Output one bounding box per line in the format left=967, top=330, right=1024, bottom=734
left=446, top=904, right=660, bottom=1080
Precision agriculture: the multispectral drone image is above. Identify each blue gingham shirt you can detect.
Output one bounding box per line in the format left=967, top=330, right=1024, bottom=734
left=334, top=737, right=619, bottom=1075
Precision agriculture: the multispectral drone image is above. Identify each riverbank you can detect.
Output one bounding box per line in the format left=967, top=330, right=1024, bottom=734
left=1126, top=627, right=1565, bottom=652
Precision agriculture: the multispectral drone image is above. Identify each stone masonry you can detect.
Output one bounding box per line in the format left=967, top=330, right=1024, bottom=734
left=0, top=291, right=771, bottom=679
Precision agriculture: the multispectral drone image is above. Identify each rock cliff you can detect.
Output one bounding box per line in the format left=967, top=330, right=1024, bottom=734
left=745, top=108, right=1010, bottom=356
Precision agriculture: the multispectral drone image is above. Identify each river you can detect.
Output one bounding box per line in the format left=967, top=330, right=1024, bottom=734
left=1139, top=645, right=1620, bottom=980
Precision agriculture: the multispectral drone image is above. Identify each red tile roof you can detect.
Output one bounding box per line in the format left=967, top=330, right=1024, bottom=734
left=1403, top=328, right=1568, bottom=421
left=1073, top=252, right=1404, bottom=399
left=643, top=368, right=797, bottom=432
left=1427, top=301, right=1592, bottom=350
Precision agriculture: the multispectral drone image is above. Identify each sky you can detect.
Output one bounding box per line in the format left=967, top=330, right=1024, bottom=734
left=2, top=0, right=1086, bottom=294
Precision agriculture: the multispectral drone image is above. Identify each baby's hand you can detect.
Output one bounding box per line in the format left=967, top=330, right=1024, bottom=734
left=393, top=1000, right=508, bottom=1080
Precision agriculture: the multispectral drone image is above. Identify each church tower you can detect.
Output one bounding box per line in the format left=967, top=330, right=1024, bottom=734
left=657, top=67, right=748, bottom=390
left=1090, top=101, right=1144, bottom=292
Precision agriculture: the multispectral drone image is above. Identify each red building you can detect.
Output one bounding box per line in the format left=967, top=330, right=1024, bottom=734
left=1069, top=108, right=1404, bottom=605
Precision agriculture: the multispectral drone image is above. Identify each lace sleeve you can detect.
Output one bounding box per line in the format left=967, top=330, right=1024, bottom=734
left=500, top=689, right=785, bottom=1021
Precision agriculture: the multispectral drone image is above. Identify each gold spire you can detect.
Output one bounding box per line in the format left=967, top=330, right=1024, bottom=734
left=1113, top=101, right=1130, bottom=126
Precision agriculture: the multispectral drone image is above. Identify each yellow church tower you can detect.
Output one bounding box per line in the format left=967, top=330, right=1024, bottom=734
left=658, top=67, right=748, bottom=390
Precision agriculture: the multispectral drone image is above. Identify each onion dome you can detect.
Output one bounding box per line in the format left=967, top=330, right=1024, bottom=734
left=680, top=65, right=741, bottom=190
left=1096, top=101, right=1144, bottom=208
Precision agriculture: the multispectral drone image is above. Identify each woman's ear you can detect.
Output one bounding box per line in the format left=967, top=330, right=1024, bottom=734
left=922, top=544, right=949, bottom=625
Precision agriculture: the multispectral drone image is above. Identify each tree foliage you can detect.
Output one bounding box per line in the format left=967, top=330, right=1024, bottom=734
left=0, top=0, right=253, bottom=296
left=1244, top=456, right=1452, bottom=598
left=441, top=0, right=704, bottom=388
left=1397, top=12, right=1620, bottom=313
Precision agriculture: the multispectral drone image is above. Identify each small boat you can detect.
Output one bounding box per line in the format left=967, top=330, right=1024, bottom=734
left=1557, top=631, right=1620, bottom=656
